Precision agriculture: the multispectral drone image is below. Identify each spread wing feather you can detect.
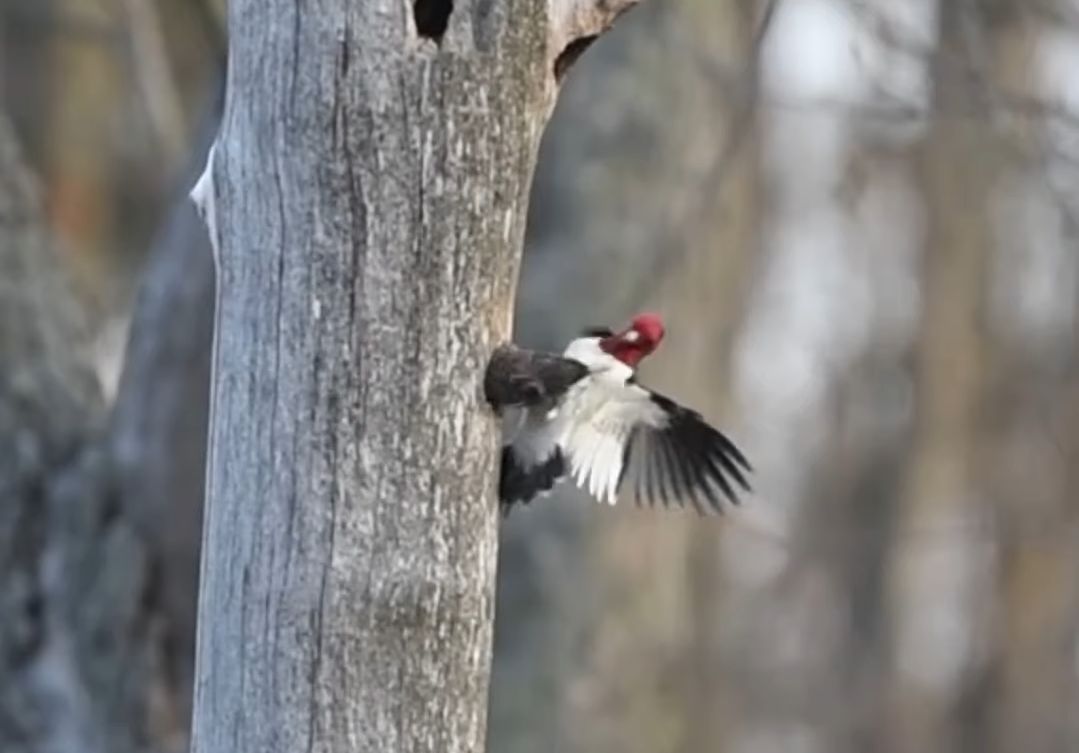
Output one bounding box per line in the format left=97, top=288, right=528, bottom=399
left=560, top=383, right=752, bottom=513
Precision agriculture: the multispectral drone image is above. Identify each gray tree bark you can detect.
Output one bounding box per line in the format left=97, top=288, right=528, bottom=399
left=189, top=2, right=643, bottom=752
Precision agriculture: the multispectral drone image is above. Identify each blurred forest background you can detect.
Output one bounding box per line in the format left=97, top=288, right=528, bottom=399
left=2, top=1, right=1078, bottom=752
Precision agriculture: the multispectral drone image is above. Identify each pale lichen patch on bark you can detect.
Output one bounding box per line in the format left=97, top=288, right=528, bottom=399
left=190, top=142, right=220, bottom=265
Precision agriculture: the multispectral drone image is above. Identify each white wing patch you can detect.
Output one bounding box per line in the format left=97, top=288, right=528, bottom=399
left=560, top=379, right=666, bottom=505
left=498, top=341, right=753, bottom=512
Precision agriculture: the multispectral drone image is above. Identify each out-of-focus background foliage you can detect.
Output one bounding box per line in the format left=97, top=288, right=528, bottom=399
left=2, top=0, right=223, bottom=381
left=2, top=1, right=1079, bottom=752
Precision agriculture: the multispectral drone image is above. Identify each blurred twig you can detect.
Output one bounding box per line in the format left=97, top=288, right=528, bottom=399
left=762, top=91, right=1079, bottom=130
left=1, top=1, right=121, bottom=43
left=121, top=0, right=187, bottom=168
left=625, top=0, right=780, bottom=308
left=843, top=0, right=936, bottom=60
left=1022, top=0, right=1079, bottom=28
left=727, top=507, right=1079, bottom=553
left=192, top=0, right=227, bottom=57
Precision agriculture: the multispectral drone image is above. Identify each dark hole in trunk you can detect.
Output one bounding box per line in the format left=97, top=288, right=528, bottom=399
left=414, top=0, right=453, bottom=41
left=554, top=35, right=598, bottom=82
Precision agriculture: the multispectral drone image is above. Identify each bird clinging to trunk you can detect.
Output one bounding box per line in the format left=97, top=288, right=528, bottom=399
left=484, top=313, right=752, bottom=514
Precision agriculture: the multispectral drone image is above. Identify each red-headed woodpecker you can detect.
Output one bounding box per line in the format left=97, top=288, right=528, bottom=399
left=484, top=313, right=751, bottom=513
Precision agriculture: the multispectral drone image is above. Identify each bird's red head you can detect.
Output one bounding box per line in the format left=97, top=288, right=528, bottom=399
left=600, top=312, right=666, bottom=367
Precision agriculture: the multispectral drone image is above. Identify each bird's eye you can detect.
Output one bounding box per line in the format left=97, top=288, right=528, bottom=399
left=624, top=330, right=640, bottom=343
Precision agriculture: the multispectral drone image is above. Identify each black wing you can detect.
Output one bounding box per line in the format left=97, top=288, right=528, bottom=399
left=625, top=392, right=752, bottom=513
left=560, top=382, right=752, bottom=514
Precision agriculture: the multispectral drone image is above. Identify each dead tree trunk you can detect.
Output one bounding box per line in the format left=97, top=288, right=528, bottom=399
left=188, top=2, right=644, bottom=752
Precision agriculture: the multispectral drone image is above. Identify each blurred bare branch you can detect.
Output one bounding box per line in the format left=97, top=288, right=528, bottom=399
left=1, top=1, right=121, bottom=43
left=763, top=90, right=1079, bottom=131
left=625, top=0, right=780, bottom=308
left=121, top=0, right=187, bottom=167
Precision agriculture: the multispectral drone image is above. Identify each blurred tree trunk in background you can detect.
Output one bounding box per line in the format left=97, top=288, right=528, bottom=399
left=0, top=51, right=222, bottom=751
left=583, top=0, right=763, bottom=746
left=0, top=111, right=179, bottom=753
left=3, top=0, right=223, bottom=394
left=979, top=8, right=1079, bottom=753
left=8, top=4, right=226, bottom=727
left=43, top=0, right=121, bottom=296
left=511, top=2, right=767, bottom=752
left=0, top=5, right=228, bottom=745
left=886, top=4, right=1079, bottom=753
left=885, top=3, right=998, bottom=751
left=107, top=78, right=221, bottom=733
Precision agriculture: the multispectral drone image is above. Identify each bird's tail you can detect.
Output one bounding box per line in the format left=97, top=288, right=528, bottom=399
left=499, top=446, right=566, bottom=513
